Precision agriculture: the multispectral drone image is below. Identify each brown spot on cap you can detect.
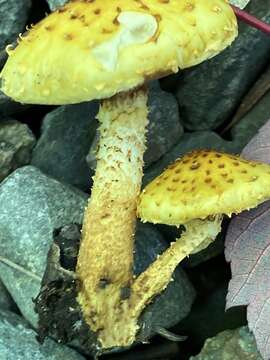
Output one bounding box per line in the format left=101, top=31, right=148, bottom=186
left=190, top=163, right=200, bottom=170
left=64, top=33, right=73, bottom=40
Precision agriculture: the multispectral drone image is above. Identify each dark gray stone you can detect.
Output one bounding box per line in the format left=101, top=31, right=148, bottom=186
left=231, top=91, right=270, bottom=152
left=87, top=83, right=183, bottom=171
left=0, top=310, right=85, bottom=360
left=143, top=131, right=234, bottom=187
left=191, top=326, right=262, bottom=360
left=134, top=222, right=195, bottom=340
left=0, top=119, right=36, bottom=182
left=0, top=91, right=28, bottom=116
left=0, top=0, right=32, bottom=50
left=46, top=0, right=66, bottom=11
left=176, top=0, right=270, bottom=131
left=0, top=281, right=17, bottom=312
left=0, top=166, right=87, bottom=326
left=144, top=84, right=183, bottom=167
left=31, top=102, right=98, bottom=191
left=179, top=284, right=246, bottom=349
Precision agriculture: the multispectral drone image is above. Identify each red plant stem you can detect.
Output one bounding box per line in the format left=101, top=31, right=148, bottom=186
left=231, top=5, right=270, bottom=36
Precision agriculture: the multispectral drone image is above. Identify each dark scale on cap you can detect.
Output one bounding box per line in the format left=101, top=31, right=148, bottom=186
left=70, top=14, right=78, bottom=20
left=205, top=178, right=212, bottom=183
left=134, top=0, right=150, bottom=10
left=218, top=163, right=225, bottom=168
left=64, top=33, right=74, bottom=40
left=94, top=8, right=101, bottom=15
left=44, top=25, right=54, bottom=31
left=102, top=28, right=113, bottom=34
left=190, top=163, right=200, bottom=170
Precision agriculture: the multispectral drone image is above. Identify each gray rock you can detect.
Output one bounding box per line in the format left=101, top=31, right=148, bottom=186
left=231, top=91, right=270, bottom=151
left=0, top=91, right=28, bottom=116
left=31, top=102, right=98, bottom=191
left=0, top=119, right=36, bottom=182
left=134, top=222, right=195, bottom=340
left=0, top=0, right=32, bottom=50
left=179, top=284, right=246, bottom=348
left=0, top=309, right=85, bottom=360
left=143, top=131, right=234, bottom=187
left=0, top=166, right=87, bottom=326
left=46, top=0, right=67, bottom=11
left=87, top=84, right=183, bottom=171
left=191, top=326, right=262, bottom=360
left=144, top=84, right=183, bottom=167
left=0, top=281, right=17, bottom=312
left=176, top=0, right=270, bottom=131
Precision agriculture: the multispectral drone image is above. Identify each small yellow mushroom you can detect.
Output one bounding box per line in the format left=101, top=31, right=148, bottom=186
left=135, top=149, right=270, bottom=313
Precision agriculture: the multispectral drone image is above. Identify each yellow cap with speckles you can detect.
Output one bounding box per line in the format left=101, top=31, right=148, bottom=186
left=137, top=150, right=270, bottom=225
left=0, top=0, right=237, bottom=105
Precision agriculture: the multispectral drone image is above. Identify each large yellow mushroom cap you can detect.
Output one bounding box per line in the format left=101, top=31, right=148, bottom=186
left=137, top=150, right=270, bottom=226
left=0, top=0, right=237, bottom=105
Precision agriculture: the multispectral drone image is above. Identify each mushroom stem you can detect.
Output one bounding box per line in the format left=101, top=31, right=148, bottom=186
left=76, top=87, right=148, bottom=347
left=130, top=216, right=222, bottom=314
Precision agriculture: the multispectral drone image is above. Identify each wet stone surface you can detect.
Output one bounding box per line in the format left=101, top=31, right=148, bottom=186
left=191, top=327, right=262, bottom=360
left=175, top=0, right=270, bottom=131
left=0, top=119, right=36, bottom=182
left=0, top=0, right=32, bottom=50
left=0, top=309, right=85, bottom=360
left=31, top=102, right=99, bottom=191
left=0, top=166, right=87, bottom=327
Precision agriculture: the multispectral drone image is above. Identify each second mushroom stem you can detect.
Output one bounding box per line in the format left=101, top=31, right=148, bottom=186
left=130, top=216, right=222, bottom=315
left=76, top=87, right=149, bottom=347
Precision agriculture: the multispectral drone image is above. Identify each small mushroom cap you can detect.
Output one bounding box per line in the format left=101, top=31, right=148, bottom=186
left=0, top=0, right=237, bottom=105
left=137, top=150, right=270, bottom=226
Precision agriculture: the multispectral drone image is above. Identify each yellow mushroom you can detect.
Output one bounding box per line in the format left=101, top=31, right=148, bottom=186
left=0, top=0, right=238, bottom=350
left=135, top=149, right=270, bottom=313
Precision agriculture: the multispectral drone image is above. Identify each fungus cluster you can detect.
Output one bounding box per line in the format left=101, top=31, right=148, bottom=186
left=0, top=0, right=238, bottom=350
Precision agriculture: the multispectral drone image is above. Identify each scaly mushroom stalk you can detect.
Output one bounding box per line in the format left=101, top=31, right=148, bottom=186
left=76, top=87, right=148, bottom=348
left=130, top=216, right=222, bottom=315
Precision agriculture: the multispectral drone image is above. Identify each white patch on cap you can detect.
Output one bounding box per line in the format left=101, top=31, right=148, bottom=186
left=92, top=11, right=157, bottom=71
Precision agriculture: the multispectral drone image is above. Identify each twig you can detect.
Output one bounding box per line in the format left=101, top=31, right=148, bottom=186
left=0, top=256, right=42, bottom=282
left=232, top=5, right=270, bottom=35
